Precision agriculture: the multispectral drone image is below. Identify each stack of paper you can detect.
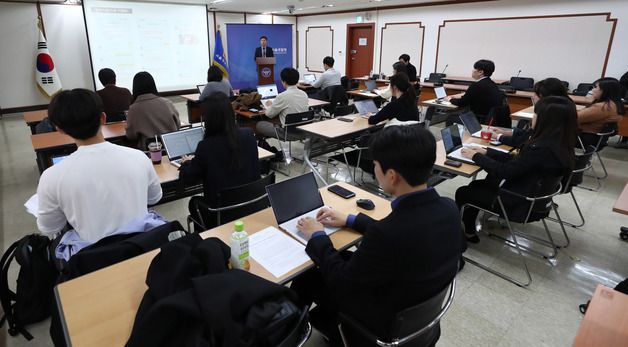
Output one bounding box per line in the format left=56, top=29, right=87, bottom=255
left=249, top=226, right=311, bottom=278
left=24, top=194, right=38, bottom=218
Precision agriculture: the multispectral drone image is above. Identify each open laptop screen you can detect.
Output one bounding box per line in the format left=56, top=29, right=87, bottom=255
left=161, top=127, right=204, bottom=160
left=435, top=86, right=447, bottom=100
left=364, top=80, right=377, bottom=91
left=303, top=74, right=316, bottom=84
left=459, top=112, right=482, bottom=135
left=354, top=99, right=379, bottom=115
left=266, top=172, right=323, bottom=224
left=257, top=84, right=279, bottom=99
left=197, top=84, right=205, bottom=94
left=441, top=125, right=463, bottom=153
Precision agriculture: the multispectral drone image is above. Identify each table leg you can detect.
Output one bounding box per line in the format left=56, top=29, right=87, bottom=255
left=302, top=138, right=328, bottom=186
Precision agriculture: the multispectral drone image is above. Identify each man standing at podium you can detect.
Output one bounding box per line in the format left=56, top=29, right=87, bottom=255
left=254, top=36, right=274, bottom=60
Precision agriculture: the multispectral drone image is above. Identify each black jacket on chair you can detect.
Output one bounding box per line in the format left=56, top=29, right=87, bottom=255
left=450, top=77, right=503, bottom=117
left=179, top=128, right=261, bottom=206
left=472, top=142, right=569, bottom=221
left=305, top=188, right=463, bottom=342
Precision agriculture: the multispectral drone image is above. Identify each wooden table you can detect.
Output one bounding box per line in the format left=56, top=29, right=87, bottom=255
left=511, top=104, right=586, bottom=121
left=152, top=147, right=275, bottom=204
left=23, top=109, right=48, bottom=134
left=421, top=95, right=462, bottom=110
left=55, top=182, right=391, bottom=347
left=298, top=115, right=383, bottom=185
left=30, top=122, right=127, bottom=173
left=181, top=94, right=202, bottom=123
left=433, top=135, right=513, bottom=178
left=233, top=98, right=331, bottom=119
left=613, top=182, right=628, bottom=215
left=572, top=285, right=628, bottom=347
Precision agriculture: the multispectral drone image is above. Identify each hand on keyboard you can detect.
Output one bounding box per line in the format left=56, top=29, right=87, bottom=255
left=181, top=155, right=195, bottom=163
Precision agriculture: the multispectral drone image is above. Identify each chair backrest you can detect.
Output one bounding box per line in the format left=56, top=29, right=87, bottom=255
left=284, top=110, right=316, bottom=128
left=509, top=77, right=534, bottom=91
left=276, top=306, right=311, bottom=347
left=486, top=99, right=512, bottom=128
left=526, top=175, right=563, bottom=222
left=388, top=278, right=456, bottom=346
left=563, top=147, right=595, bottom=193
left=573, top=83, right=593, bottom=96
left=335, top=104, right=356, bottom=117
left=324, top=85, right=349, bottom=114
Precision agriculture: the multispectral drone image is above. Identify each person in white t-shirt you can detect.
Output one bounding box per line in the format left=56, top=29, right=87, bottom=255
left=37, top=89, right=163, bottom=243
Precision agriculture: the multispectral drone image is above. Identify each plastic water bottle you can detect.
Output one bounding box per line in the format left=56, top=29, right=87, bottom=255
left=230, top=220, right=250, bottom=270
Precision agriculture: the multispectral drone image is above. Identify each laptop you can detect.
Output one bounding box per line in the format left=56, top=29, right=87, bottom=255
left=303, top=74, right=316, bottom=84
left=196, top=84, right=206, bottom=94
left=435, top=86, right=447, bottom=100
left=161, top=127, right=204, bottom=168
left=459, top=111, right=483, bottom=138
left=51, top=155, right=69, bottom=165
left=363, top=80, right=377, bottom=91
left=441, top=125, right=476, bottom=165
left=257, top=84, right=279, bottom=100
left=354, top=99, right=379, bottom=115
left=266, top=172, right=340, bottom=245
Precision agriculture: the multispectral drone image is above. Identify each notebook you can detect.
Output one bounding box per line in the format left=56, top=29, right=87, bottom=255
left=354, top=99, right=379, bottom=115
left=303, top=74, right=316, bottom=84
left=266, top=172, right=340, bottom=245
left=161, top=127, right=204, bottom=168
left=257, top=84, right=279, bottom=100
left=441, top=125, right=475, bottom=165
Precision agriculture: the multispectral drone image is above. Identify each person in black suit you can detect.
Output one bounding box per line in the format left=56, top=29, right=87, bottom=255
left=399, top=54, right=417, bottom=82
left=254, top=35, right=274, bottom=60
left=491, top=77, right=569, bottom=147
left=179, top=92, right=261, bottom=228
left=448, top=59, right=503, bottom=124
left=291, top=125, right=463, bottom=347
left=455, top=96, right=577, bottom=243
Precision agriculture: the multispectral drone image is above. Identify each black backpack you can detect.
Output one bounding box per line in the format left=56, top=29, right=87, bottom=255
left=0, top=234, right=58, bottom=340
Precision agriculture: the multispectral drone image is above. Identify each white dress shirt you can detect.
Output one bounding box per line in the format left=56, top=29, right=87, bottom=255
left=312, top=68, right=342, bottom=89
left=264, top=85, right=310, bottom=124
left=37, top=141, right=162, bottom=242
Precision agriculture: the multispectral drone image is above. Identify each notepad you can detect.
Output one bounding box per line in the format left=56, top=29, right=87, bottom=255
left=249, top=226, right=310, bottom=278
left=24, top=194, right=38, bottom=218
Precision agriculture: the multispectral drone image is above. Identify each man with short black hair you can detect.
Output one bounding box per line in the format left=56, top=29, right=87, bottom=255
left=96, top=68, right=133, bottom=122
left=292, top=125, right=463, bottom=346
left=254, top=35, right=274, bottom=60
left=448, top=59, right=503, bottom=124
left=37, top=89, right=162, bottom=245
left=310, top=56, right=341, bottom=90
left=256, top=68, right=309, bottom=138
left=398, top=54, right=417, bottom=82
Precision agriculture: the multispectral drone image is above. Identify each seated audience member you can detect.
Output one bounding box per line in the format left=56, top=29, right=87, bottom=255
left=577, top=77, right=625, bottom=149
left=179, top=92, right=260, bottom=228
left=301, top=56, right=341, bottom=93
left=368, top=73, right=419, bottom=124
left=126, top=71, right=181, bottom=150
left=449, top=59, right=503, bottom=124
left=374, top=62, right=408, bottom=101
left=398, top=54, right=417, bottom=82
left=291, top=125, right=462, bottom=346
left=492, top=77, right=569, bottom=147
left=96, top=68, right=133, bottom=122
left=37, top=89, right=163, bottom=255
left=256, top=68, right=309, bottom=138
left=455, top=96, right=576, bottom=243
left=200, top=65, right=234, bottom=101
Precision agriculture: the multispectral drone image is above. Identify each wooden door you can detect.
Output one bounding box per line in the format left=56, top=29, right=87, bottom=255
left=346, top=23, right=375, bottom=78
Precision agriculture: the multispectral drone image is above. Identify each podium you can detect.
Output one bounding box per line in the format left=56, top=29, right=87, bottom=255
left=256, top=57, right=276, bottom=85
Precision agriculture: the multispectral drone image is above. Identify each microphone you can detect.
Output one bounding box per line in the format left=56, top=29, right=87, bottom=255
left=441, top=64, right=449, bottom=75
left=516, top=69, right=522, bottom=78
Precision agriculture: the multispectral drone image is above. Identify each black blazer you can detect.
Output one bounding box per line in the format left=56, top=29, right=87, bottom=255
left=179, top=128, right=261, bottom=205
left=406, top=63, right=418, bottom=82
left=499, top=127, right=532, bottom=147
left=368, top=98, right=419, bottom=124
left=254, top=46, right=274, bottom=60
left=450, top=77, right=503, bottom=117
left=472, top=142, right=569, bottom=221
left=305, top=188, right=463, bottom=340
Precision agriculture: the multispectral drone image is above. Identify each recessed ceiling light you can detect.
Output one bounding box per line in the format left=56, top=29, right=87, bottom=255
left=322, top=4, right=334, bottom=7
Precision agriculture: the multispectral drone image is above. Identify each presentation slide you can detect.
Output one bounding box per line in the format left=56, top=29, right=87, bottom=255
left=83, top=0, right=209, bottom=92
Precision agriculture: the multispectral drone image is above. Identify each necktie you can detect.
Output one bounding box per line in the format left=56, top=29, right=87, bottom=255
left=263, top=48, right=266, bottom=57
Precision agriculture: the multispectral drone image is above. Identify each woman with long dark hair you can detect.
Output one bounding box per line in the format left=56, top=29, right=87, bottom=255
left=179, top=92, right=260, bottom=211
left=199, top=65, right=234, bottom=101
left=125, top=71, right=180, bottom=149
left=455, top=96, right=577, bottom=243
left=368, top=73, right=419, bottom=124
left=577, top=77, right=624, bottom=148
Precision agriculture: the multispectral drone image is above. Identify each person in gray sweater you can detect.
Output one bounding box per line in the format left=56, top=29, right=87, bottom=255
left=200, top=66, right=234, bottom=101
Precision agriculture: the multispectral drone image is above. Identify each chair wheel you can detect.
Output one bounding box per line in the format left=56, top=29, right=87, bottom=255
left=620, top=229, right=628, bottom=241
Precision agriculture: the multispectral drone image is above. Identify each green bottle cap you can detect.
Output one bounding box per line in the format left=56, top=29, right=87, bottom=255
left=234, top=220, right=244, bottom=232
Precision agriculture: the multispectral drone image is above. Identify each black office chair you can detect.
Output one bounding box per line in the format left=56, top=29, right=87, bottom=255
left=577, top=122, right=617, bottom=190
left=277, top=306, right=312, bottom=347
left=322, top=85, right=349, bottom=117
left=509, top=77, right=534, bottom=91
left=572, top=83, right=594, bottom=96
left=462, top=175, right=568, bottom=287
left=187, top=173, right=276, bottom=231
left=273, top=110, right=316, bottom=165
left=341, top=76, right=360, bottom=91
left=486, top=98, right=512, bottom=128
left=105, top=111, right=126, bottom=123
left=547, top=148, right=595, bottom=228
left=337, top=278, right=456, bottom=347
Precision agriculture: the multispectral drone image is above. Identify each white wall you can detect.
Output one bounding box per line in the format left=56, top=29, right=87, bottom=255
left=296, top=0, right=628, bottom=88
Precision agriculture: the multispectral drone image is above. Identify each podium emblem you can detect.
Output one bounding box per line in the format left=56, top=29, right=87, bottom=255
left=261, top=67, right=272, bottom=78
